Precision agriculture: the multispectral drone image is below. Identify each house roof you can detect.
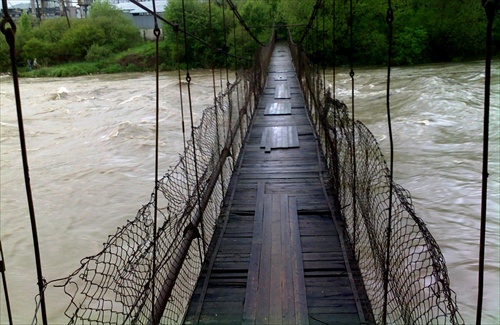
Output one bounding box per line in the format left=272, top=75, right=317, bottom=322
left=114, top=0, right=168, bottom=15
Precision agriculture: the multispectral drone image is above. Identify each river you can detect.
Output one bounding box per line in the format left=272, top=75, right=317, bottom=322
left=0, top=61, right=498, bottom=324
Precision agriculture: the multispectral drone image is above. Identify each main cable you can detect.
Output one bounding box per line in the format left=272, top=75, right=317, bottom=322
left=298, top=0, right=323, bottom=44
left=225, top=0, right=265, bottom=47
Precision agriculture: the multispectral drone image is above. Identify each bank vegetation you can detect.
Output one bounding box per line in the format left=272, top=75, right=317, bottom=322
left=0, top=0, right=497, bottom=76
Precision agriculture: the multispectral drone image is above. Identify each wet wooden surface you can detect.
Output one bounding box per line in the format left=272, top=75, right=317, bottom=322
left=184, top=43, right=368, bottom=325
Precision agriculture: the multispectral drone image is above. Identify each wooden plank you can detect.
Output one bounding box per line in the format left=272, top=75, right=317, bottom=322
left=283, top=125, right=289, bottom=148
left=260, top=128, right=268, bottom=149
left=309, top=313, right=361, bottom=325
left=242, top=181, right=265, bottom=324
left=290, top=125, right=300, bottom=147
left=274, top=75, right=288, bottom=81
left=289, top=196, right=309, bottom=324
left=259, top=126, right=300, bottom=152
left=274, top=84, right=291, bottom=99
left=281, top=194, right=295, bottom=324
left=256, top=193, right=273, bottom=324
left=264, top=102, right=292, bottom=115
left=269, top=194, right=283, bottom=324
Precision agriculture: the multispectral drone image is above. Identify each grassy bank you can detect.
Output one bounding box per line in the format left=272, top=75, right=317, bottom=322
left=18, top=42, right=165, bottom=78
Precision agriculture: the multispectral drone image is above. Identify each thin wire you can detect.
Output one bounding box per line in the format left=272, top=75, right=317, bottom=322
left=332, top=0, right=339, bottom=192
left=225, top=0, right=265, bottom=46
left=181, top=0, right=205, bottom=254
left=232, top=8, right=243, bottom=163
left=175, top=24, right=191, bottom=194
left=383, top=1, right=395, bottom=324
left=299, top=0, right=323, bottom=44
left=348, top=0, right=357, bottom=254
left=477, top=1, right=497, bottom=323
left=322, top=0, right=326, bottom=93
left=0, top=3, right=47, bottom=324
left=0, top=241, right=13, bottom=325
left=222, top=0, right=230, bottom=88
left=150, top=0, right=161, bottom=321
left=232, top=6, right=238, bottom=70
left=332, top=0, right=336, bottom=100
left=208, top=0, right=225, bottom=195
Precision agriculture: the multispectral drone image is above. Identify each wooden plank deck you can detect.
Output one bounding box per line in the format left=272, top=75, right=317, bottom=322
left=184, top=43, right=369, bottom=325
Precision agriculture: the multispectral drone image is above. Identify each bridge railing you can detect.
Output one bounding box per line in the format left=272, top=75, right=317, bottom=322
left=34, top=34, right=275, bottom=324
left=289, top=36, right=464, bottom=325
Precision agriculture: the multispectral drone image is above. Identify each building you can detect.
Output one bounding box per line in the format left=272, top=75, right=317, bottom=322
left=115, top=1, right=168, bottom=30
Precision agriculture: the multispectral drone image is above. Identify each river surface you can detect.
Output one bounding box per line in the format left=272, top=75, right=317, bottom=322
left=1, top=61, right=498, bottom=324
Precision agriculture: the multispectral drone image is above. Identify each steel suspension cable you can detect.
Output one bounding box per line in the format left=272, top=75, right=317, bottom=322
left=208, top=0, right=225, bottom=195
left=0, top=3, right=48, bottom=324
left=175, top=24, right=191, bottom=194
left=232, top=7, right=238, bottom=70
left=332, top=0, right=336, bottom=100
left=332, top=0, right=340, bottom=192
left=348, top=0, right=358, bottom=253
left=222, top=0, right=231, bottom=89
left=477, top=1, right=498, bottom=323
left=322, top=0, right=326, bottom=93
left=181, top=0, right=206, bottom=254
left=226, top=7, right=237, bottom=167
left=150, top=0, right=161, bottom=320
left=298, top=0, right=323, bottom=44
left=225, top=0, right=265, bottom=47
left=0, top=241, right=13, bottom=325
left=382, top=1, right=395, bottom=324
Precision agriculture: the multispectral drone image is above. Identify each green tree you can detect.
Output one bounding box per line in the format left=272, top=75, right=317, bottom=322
left=163, top=0, right=226, bottom=68
left=59, top=19, right=107, bottom=61
left=14, top=12, right=35, bottom=66
left=89, top=0, right=141, bottom=52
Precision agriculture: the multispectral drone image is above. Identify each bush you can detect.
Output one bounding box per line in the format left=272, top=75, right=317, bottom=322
left=86, top=43, right=113, bottom=62
left=22, top=38, right=55, bottom=64
left=394, top=27, right=429, bottom=65
left=59, top=20, right=106, bottom=61
left=101, top=63, right=124, bottom=74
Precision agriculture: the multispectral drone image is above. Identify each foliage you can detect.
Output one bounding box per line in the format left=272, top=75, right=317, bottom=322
left=393, top=27, right=428, bottom=65
left=163, top=0, right=226, bottom=68
left=17, top=42, right=161, bottom=77
left=0, top=0, right=141, bottom=72
left=162, top=0, right=275, bottom=69
left=279, top=0, right=495, bottom=66
left=1, top=0, right=497, bottom=74
left=85, top=44, right=113, bottom=62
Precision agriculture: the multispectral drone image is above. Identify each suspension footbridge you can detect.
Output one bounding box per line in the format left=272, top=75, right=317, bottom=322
left=184, top=43, right=369, bottom=324
left=1, top=0, right=497, bottom=324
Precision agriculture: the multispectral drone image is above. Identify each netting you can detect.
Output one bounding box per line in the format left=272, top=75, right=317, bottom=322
left=289, top=38, right=464, bottom=324
left=33, top=35, right=275, bottom=325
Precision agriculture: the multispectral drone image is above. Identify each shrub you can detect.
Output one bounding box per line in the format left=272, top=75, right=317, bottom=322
left=86, top=43, right=113, bottom=62
left=394, top=27, right=429, bottom=65
left=101, top=63, right=124, bottom=74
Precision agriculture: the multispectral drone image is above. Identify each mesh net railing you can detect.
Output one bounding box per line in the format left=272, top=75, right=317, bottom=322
left=289, top=38, right=464, bottom=324
left=34, top=36, right=275, bottom=325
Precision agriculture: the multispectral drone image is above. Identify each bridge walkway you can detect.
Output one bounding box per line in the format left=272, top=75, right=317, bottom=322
left=184, top=43, right=368, bottom=325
